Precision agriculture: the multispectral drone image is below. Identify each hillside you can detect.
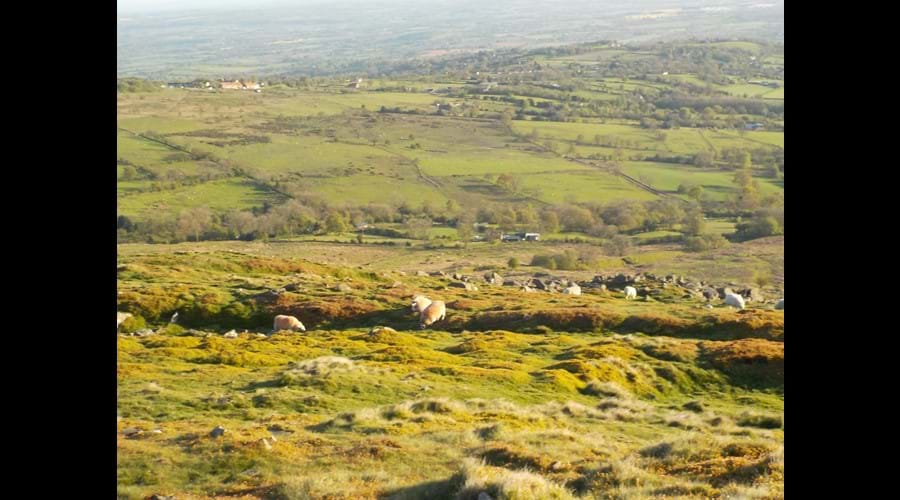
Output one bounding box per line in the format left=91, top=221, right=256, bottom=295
left=117, top=248, right=783, bottom=499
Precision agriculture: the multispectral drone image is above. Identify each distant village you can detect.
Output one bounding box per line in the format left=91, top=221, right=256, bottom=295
left=162, top=79, right=265, bottom=92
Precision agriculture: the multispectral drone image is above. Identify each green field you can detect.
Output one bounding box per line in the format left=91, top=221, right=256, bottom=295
left=117, top=178, right=286, bottom=218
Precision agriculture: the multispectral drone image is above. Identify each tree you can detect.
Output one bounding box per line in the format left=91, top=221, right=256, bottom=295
left=177, top=207, right=212, bottom=242
left=540, top=210, right=560, bottom=233
left=456, top=212, right=474, bottom=248
left=405, top=216, right=432, bottom=240
left=687, top=185, right=704, bottom=201
left=325, top=210, right=349, bottom=234
left=735, top=216, right=781, bottom=241
left=605, top=235, right=632, bottom=257
left=682, top=207, right=706, bottom=236
left=121, top=166, right=137, bottom=181
left=498, top=208, right=517, bottom=231
left=496, top=174, right=522, bottom=194
left=225, top=210, right=256, bottom=239
left=559, top=205, right=595, bottom=232
left=516, top=205, right=538, bottom=227
left=733, top=168, right=761, bottom=211
left=693, top=151, right=715, bottom=168
left=117, top=215, right=135, bottom=231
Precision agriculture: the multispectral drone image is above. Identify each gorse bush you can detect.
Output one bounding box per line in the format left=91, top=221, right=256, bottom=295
left=531, top=251, right=581, bottom=270
left=684, top=233, right=730, bottom=252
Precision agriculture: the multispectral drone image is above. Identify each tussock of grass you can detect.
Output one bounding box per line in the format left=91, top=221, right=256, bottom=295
left=280, top=356, right=358, bottom=386
left=455, top=458, right=575, bottom=500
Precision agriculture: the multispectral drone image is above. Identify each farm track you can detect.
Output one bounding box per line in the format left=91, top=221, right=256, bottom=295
left=697, top=129, right=716, bottom=152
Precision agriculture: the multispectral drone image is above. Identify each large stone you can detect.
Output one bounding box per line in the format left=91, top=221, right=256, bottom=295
left=210, top=426, right=226, bottom=438
left=223, top=330, right=238, bottom=339
left=483, top=271, right=503, bottom=284
left=562, top=284, right=582, bottom=295
left=774, top=299, right=784, bottom=310
left=450, top=281, right=478, bottom=291
left=335, top=283, right=353, bottom=292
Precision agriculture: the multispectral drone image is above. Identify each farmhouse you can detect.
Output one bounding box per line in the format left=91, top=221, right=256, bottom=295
left=501, top=232, right=540, bottom=242
left=221, top=80, right=244, bottom=90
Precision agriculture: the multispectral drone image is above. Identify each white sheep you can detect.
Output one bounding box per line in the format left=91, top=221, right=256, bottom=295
left=273, top=315, right=306, bottom=332
left=411, top=295, right=432, bottom=314
left=411, top=295, right=446, bottom=329
left=624, top=286, right=637, bottom=300
left=117, top=312, right=133, bottom=328
left=562, top=284, right=581, bottom=295
left=724, top=292, right=746, bottom=310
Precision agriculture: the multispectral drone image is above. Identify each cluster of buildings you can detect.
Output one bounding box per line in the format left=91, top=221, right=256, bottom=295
left=220, top=80, right=263, bottom=92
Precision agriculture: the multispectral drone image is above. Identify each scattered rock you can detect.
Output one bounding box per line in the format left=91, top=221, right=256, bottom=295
left=520, top=285, right=536, bottom=293
left=450, top=281, right=478, bottom=291
left=210, top=426, right=226, bottom=438
left=530, top=278, right=549, bottom=290
left=452, top=273, right=464, bottom=280
left=150, top=495, right=176, bottom=500
left=133, top=329, right=156, bottom=337
left=122, top=427, right=143, bottom=438
left=478, top=493, right=494, bottom=500
left=416, top=271, right=429, bottom=277
left=742, top=288, right=765, bottom=303
left=550, top=461, right=569, bottom=472
left=774, top=299, right=784, bottom=310
left=430, top=271, right=446, bottom=277
left=391, top=281, right=403, bottom=288
left=483, top=271, right=503, bottom=284
left=562, top=284, right=582, bottom=296
left=284, top=283, right=302, bottom=292
left=369, top=326, right=398, bottom=335
left=259, top=438, right=273, bottom=450
left=223, top=330, right=238, bottom=339
left=701, top=287, right=718, bottom=301
left=150, top=429, right=163, bottom=434
left=335, top=283, right=353, bottom=292
left=256, top=333, right=267, bottom=338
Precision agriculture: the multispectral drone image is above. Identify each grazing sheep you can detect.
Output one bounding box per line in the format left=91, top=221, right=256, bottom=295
left=117, top=312, right=133, bottom=328
left=724, top=292, right=746, bottom=310
left=419, top=300, right=446, bottom=329
left=774, top=299, right=784, bottom=310
left=273, top=314, right=306, bottom=333
left=562, top=284, right=582, bottom=296
left=624, top=286, right=637, bottom=300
